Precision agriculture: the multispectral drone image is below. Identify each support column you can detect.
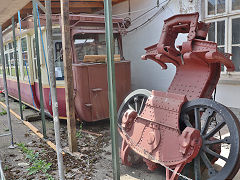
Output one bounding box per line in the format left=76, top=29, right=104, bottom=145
left=0, top=26, right=15, bottom=148
left=104, top=0, right=120, bottom=179
left=45, top=0, right=65, bottom=179
left=12, top=17, right=23, bottom=120
left=32, top=0, right=47, bottom=138
left=60, top=0, right=77, bottom=152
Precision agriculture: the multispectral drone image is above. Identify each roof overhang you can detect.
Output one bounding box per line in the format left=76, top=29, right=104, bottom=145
left=0, top=0, right=31, bottom=26
left=0, top=0, right=127, bottom=31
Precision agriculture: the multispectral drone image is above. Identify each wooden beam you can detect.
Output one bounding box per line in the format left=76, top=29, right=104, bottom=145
left=25, top=1, right=104, bottom=8
left=60, top=0, right=77, bottom=153
left=40, top=0, right=118, bottom=2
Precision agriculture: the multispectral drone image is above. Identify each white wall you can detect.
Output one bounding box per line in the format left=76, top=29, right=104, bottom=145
left=112, top=0, right=201, bottom=91
left=216, top=84, right=240, bottom=109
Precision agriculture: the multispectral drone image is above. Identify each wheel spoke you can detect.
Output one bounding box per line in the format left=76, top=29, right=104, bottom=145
left=203, top=121, right=226, bottom=140
left=134, top=97, right=138, bottom=112
left=128, top=103, right=135, bottom=111
left=138, top=97, right=146, bottom=115
left=194, top=108, right=201, bottom=130
left=201, top=109, right=215, bottom=135
left=194, top=155, right=201, bottom=180
left=204, top=147, right=228, bottom=162
left=182, top=114, right=193, bottom=128
left=200, top=152, right=217, bottom=177
left=204, top=136, right=231, bottom=145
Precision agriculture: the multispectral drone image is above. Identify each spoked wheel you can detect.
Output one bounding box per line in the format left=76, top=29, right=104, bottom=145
left=180, top=98, right=240, bottom=180
left=118, top=89, right=151, bottom=166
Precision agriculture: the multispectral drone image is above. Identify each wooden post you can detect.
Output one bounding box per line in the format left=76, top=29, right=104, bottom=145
left=60, top=0, right=77, bottom=152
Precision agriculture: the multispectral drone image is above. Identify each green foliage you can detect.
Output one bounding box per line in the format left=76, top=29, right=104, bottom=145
left=0, top=108, right=7, bottom=116
left=3, top=165, right=9, bottom=171
left=22, top=104, right=26, bottom=111
left=76, top=123, right=83, bottom=138
left=17, top=143, right=54, bottom=179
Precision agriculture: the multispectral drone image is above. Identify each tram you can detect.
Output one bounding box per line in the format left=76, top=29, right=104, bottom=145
left=0, top=14, right=131, bottom=122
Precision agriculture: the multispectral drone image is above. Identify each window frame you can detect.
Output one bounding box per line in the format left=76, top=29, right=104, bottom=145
left=205, top=0, right=240, bottom=74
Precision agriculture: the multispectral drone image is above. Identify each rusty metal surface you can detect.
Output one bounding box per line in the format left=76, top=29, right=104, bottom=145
left=119, top=12, right=239, bottom=180
left=73, top=61, right=130, bottom=122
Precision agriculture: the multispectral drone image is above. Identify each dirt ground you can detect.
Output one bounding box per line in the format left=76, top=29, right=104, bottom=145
left=1, top=93, right=240, bottom=180
left=0, top=94, right=165, bottom=180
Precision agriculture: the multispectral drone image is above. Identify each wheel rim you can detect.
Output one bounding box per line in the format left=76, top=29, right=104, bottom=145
left=117, top=89, right=151, bottom=130
left=117, top=89, right=151, bottom=165
left=180, top=98, right=240, bottom=180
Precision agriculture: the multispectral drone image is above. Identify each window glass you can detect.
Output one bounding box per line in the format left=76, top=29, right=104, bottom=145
left=32, top=38, right=38, bottom=79
left=21, top=37, right=29, bottom=79
left=232, top=0, right=240, bottom=10
left=217, top=0, right=225, bottom=13
left=208, top=0, right=215, bottom=15
left=217, top=21, right=225, bottom=45
left=232, top=18, right=240, bottom=44
left=232, top=46, right=240, bottom=71
left=21, top=38, right=28, bottom=52
left=73, top=33, right=119, bottom=62
left=208, top=22, right=215, bottom=42
left=4, top=54, right=10, bottom=75
left=54, top=41, right=63, bottom=80
left=8, top=42, right=12, bottom=50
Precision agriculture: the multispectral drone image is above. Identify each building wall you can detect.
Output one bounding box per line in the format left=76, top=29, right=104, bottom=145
left=112, top=0, right=200, bottom=91
left=113, top=0, right=240, bottom=109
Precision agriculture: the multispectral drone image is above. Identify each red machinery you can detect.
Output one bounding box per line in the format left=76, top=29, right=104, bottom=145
left=118, top=13, right=240, bottom=180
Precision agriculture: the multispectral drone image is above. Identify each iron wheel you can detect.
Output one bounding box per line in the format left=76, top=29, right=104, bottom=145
left=180, top=98, right=240, bottom=180
left=117, top=89, right=151, bottom=166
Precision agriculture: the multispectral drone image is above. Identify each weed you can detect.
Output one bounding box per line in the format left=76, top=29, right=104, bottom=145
left=0, top=108, right=7, bottom=116
left=22, top=104, right=26, bottom=111
left=76, top=123, right=83, bottom=138
left=3, top=165, right=9, bottom=171
left=17, top=143, right=54, bottom=179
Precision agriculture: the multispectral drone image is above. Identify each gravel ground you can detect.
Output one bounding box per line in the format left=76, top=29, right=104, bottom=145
left=1, top=93, right=240, bottom=180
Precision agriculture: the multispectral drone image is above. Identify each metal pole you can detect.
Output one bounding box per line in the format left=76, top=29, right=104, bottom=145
left=104, top=0, right=120, bottom=179
left=12, top=17, right=23, bottom=120
left=32, top=0, right=47, bottom=139
left=0, top=26, right=15, bottom=149
left=0, top=156, right=6, bottom=180
left=45, top=0, right=65, bottom=179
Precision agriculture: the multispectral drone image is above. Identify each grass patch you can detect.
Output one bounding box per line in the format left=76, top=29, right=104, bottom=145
left=17, top=143, right=54, bottom=180
left=0, top=108, right=7, bottom=116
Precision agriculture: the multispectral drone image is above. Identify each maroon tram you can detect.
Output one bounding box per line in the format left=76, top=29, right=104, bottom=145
left=0, top=14, right=131, bottom=122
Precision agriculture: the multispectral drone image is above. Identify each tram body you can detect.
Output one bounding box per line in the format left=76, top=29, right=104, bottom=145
left=0, top=14, right=131, bottom=121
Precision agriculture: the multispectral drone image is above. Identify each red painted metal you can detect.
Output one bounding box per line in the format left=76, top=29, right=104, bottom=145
left=120, top=12, right=235, bottom=179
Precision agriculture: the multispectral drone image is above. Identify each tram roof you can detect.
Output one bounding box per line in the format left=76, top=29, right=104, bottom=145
left=0, top=0, right=126, bottom=30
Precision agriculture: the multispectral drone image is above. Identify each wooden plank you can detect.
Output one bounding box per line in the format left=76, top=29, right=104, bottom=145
left=0, top=101, right=65, bottom=155
left=83, top=54, right=121, bottom=63
left=60, top=0, right=77, bottom=153
left=25, top=1, right=104, bottom=8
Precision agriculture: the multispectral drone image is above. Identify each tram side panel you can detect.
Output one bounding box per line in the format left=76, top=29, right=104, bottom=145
left=72, top=61, right=131, bottom=122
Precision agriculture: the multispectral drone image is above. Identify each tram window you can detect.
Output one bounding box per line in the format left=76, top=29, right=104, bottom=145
left=73, top=33, right=119, bottom=62
left=32, top=38, right=38, bottom=79
left=21, top=38, right=29, bottom=79
left=8, top=42, right=12, bottom=50
left=54, top=41, right=64, bottom=80
left=4, top=54, right=10, bottom=75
